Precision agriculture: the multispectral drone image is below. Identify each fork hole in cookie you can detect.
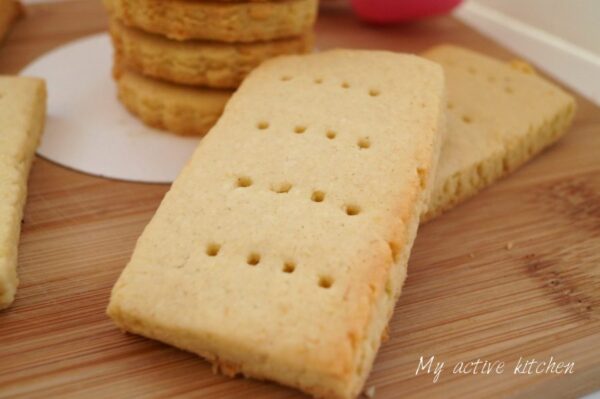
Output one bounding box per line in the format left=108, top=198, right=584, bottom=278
left=257, top=121, right=269, bottom=130
left=345, top=204, right=361, bottom=216
left=318, top=275, right=334, bottom=289
left=294, top=125, right=307, bottom=134
left=462, top=115, right=473, bottom=124
left=468, top=66, right=477, bottom=75
left=417, top=167, right=427, bottom=189
left=326, top=130, right=337, bottom=140
left=247, top=253, right=261, bottom=266
left=311, top=191, right=325, bottom=203
left=447, top=102, right=454, bottom=110
left=368, top=88, right=380, bottom=97
left=283, top=261, right=296, bottom=273
left=206, top=243, right=221, bottom=257
left=271, top=182, right=292, bottom=194
left=357, top=138, right=371, bottom=149
left=388, top=241, right=400, bottom=262
left=505, top=86, right=514, bottom=94
left=236, top=176, right=253, bottom=188
left=280, top=75, right=292, bottom=82
left=341, top=81, right=350, bottom=89
left=314, top=78, right=323, bottom=84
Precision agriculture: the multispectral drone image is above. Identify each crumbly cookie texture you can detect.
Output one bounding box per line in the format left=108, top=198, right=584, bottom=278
left=108, top=50, right=445, bottom=399
left=103, top=0, right=318, bottom=42
left=113, top=66, right=232, bottom=136
left=422, top=45, right=576, bottom=221
left=110, top=20, right=314, bottom=89
left=0, top=0, right=22, bottom=43
left=0, top=76, right=46, bottom=309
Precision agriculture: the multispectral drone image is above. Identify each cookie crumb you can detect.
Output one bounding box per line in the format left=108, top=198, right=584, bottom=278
left=506, top=241, right=514, bottom=250
left=364, top=385, right=376, bottom=398
left=469, top=253, right=475, bottom=259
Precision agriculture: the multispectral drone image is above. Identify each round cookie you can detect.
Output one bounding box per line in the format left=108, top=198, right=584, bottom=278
left=110, top=20, right=314, bottom=89
left=103, top=0, right=318, bottom=42
left=114, top=67, right=232, bottom=136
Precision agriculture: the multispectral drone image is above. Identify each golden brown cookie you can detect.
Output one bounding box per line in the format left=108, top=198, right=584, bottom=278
left=104, top=0, right=318, bottom=42
left=0, top=76, right=46, bottom=309
left=108, top=50, right=446, bottom=399
left=422, top=45, right=575, bottom=221
left=114, top=67, right=232, bottom=136
left=110, top=20, right=314, bottom=89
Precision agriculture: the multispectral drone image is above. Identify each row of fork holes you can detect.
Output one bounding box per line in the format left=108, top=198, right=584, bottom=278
left=280, top=75, right=380, bottom=97
left=451, top=65, right=517, bottom=124
left=237, top=177, right=360, bottom=216
left=205, top=244, right=333, bottom=288
left=257, top=123, right=370, bottom=149
left=234, top=75, right=375, bottom=290
left=203, top=76, right=383, bottom=291
left=468, top=66, right=515, bottom=93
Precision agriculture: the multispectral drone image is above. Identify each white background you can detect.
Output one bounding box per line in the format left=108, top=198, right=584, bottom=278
left=470, top=0, right=600, bottom=55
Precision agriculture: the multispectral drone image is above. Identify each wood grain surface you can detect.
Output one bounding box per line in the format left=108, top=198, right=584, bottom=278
left=1, top=1, right=599, bottom=398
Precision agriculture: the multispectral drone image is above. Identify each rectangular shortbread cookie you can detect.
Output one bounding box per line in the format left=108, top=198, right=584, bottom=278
left=0, top=0, right=22, bottom=43
left=108, top=50, right=445, bottom=399
left=0, top=76, right=46, bottom=309
left=422, top=45, right=576, bottom=221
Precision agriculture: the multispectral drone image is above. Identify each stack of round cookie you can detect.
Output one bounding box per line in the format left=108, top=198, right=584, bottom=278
left=104, top=0, right=317, bottom=136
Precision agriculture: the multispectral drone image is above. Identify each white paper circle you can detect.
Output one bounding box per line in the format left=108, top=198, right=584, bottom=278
left=21, top=33, right=201, bottom=183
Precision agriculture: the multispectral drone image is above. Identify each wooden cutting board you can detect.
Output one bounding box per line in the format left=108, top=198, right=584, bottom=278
left=1, top=1, right=599, bottom=398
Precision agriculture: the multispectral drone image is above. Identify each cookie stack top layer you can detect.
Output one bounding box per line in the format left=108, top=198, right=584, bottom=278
left=104, top=0, right=318, bottom=42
